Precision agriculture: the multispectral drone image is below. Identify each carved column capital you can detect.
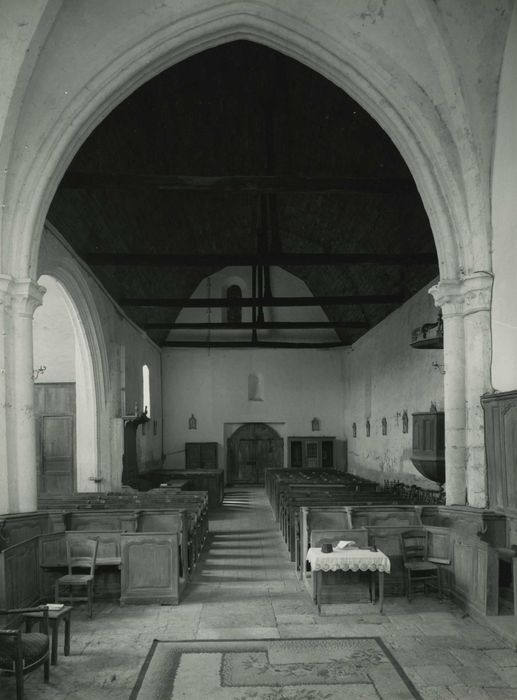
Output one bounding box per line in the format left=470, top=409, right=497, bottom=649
left=429, top=279, right=464, bottom=318
left=461, top=272, right=493, bottom=317
left=9, top=278, right=46, bottom=317
left=429, top=272, right=493, bottom=319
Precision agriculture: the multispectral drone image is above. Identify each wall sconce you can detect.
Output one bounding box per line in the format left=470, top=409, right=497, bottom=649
left=188, top=414, right=197, bottom=430
left=311, top=417, right=321, bottom=432
left=32, top=365, right=46, bottom=381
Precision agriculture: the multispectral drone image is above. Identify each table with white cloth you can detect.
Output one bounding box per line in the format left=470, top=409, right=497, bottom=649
left=306, top=547, right=391, bottom=613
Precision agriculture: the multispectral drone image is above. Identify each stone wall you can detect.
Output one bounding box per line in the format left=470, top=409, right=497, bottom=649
left=344, top=280, right=444, bottom=489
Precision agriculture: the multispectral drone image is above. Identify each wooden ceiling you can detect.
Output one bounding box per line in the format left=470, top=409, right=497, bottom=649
left=47, top=41, right=438, bottom=347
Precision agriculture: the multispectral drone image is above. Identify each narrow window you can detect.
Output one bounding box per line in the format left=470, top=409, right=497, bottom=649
left=227, top=284, right=243, bottom=324
left=352, top=422, right=357, bottom=438
left=382, top=417, right=387, bottom=435
left=142, top=364, right=151, bottom=418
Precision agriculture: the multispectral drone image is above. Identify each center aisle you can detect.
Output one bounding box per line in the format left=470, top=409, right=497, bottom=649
left=183, top=485, right=311, bottom=638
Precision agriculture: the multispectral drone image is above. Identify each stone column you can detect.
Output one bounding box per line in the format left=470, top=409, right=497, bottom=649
left=9, top=279, right=45, bottom=513
left=0, top=275, right=13, bottom=514
left=430, top=273, right=493, bottom=508
left=462, top=272, right=493, bottom=509
left=430, top=279, right=467, bottom=505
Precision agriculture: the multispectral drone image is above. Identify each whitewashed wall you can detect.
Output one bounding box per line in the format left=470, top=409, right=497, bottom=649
left=344, top=280, right=444, bottom=489
left=162, top=347, right=347, bottom=474
left=37, top=228, right=163, bottom=488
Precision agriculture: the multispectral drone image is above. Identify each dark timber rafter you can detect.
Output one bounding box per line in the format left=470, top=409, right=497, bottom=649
left=84, top=252, right=436, bottom=266
left=61, top=172, right=416, bottom=194
left=144, top=321, right=369, bottom=330
left=120, top=295, right=402, bottom=308
left=161, top=340, right=349, bottom=349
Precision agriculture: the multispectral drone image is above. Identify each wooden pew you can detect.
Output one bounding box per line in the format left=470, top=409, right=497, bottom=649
left=0, top=512, right=52, bottom=550
left=121, top=532, right=180, bottom=605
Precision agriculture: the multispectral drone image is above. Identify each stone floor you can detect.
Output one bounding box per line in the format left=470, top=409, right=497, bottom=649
left=3, top=486, right=517, bottom=699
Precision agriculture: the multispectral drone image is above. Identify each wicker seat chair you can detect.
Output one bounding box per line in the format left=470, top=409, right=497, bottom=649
left=0, top=605, right=50, bottom=700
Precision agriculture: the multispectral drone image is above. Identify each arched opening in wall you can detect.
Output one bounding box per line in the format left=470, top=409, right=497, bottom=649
left=33, top=275, right=97, bottom=494
left=43, top=40, right=443, bottom=496
left=142, top=364, right=151, bottom=417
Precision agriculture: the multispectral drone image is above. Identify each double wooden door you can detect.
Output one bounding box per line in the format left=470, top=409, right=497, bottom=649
left=227, top=423, right=283, bottom=484
left=35, top=383, right=76, bottom=494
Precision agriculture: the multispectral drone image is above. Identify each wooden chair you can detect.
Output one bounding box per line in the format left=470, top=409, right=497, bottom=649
left=0, top=605, right=50, bottom=700
left=55, top=536, right=99, bottom=618
left=400, top=529, right=441, bottom=601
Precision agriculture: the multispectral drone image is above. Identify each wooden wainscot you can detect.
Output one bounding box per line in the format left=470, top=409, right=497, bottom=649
left=65, top=509, right=138, bottom=532
left=0, top=536, right=42, bottom=615
left=0, top=512, right=51, bottom=550
left=421, top=506, right=505, bottom=618
left=137, top=510, right=190, bottom=586
left=120, top=533, right=180, bottom=605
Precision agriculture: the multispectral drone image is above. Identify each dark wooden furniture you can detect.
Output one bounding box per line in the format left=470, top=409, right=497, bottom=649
left=411, top=412, right=445, bottom=484
left=23, top=605, right=71, bottom=666
left=55, top=536, right=99, bottom=617
left=400, top=529, right=441, bottom=601
left=482, top=390, right=517, bottom=512
left=288, top=437, right=335, bottom=469
left=185, top=442, right=218, bottom=469
left=0, top=605, right=50, bottom=700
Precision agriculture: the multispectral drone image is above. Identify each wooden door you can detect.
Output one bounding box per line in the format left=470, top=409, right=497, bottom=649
left=35, top=383, right=76, bottom=494
left=227, top=423, right=283, bottom=484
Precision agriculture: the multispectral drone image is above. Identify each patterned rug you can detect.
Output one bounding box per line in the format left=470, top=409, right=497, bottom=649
left=130, top=637, right=422, bottom=699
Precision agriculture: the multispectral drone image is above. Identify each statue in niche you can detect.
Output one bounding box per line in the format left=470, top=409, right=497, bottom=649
left=248, top=373, right=264, bottom=401
left=402, top=410, right=408, bottom=433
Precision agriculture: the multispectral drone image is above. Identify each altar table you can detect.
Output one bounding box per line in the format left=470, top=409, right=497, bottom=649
left=306, top=547, right=391, bottom=614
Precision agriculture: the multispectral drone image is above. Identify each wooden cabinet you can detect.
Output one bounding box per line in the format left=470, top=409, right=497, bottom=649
left=411, top=412, right=445, bottom=484
left=482, top=390, right=517, bottom=512
left=288, top=437, right=335, bottom=469
left=185, top=442, right=218, bottom=469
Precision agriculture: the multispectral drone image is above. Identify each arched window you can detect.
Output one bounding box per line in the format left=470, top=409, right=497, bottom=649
left=142, top=365, right=151, bottom=417
left=227, top=284, right=243, bottom=324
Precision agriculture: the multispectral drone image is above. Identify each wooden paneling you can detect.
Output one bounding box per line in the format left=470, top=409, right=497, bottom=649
left=120, top=533, right=180, bottom=605
left=288, top=437, right=335, bottom=469
left=0, top=513, right=50, bottom=550
left=0, top=536, right=41, bottom=611
left=482, top=391, right=517, bottom=512
left=65, top=511, right=138, bottom=532
left=185, top=442, right=218, bottom=469
left=35, top=383, right=76, bottom=495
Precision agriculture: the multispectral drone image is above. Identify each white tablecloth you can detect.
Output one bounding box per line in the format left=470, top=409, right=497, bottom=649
left=306, top=547, right=391, bottom=574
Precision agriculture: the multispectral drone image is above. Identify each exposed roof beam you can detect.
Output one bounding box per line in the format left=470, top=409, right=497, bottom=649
left=121, top=295, right=402, bottom=308
left=161, top=341, right=349, bottom=349
left=86, top=252, right=436, bottom=266
left=61, top=172, right=416, bottom=194
left=144, top=321, right=369, bottom=330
